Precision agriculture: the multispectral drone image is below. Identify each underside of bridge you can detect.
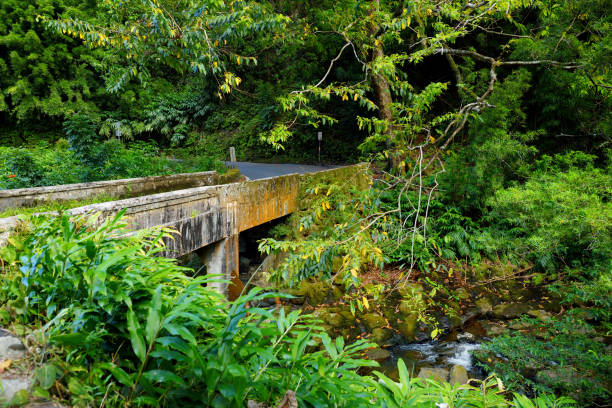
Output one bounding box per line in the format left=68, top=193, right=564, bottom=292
left=186, top=217, right=286, bottom=300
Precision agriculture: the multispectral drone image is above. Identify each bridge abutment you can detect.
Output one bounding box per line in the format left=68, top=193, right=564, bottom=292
left=197, top=234, right=244, bottom=300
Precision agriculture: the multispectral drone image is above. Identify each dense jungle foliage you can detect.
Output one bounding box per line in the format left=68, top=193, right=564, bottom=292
left=0, top=0, right=610, bottom=407
left=0, top=214, right=577, bottom=407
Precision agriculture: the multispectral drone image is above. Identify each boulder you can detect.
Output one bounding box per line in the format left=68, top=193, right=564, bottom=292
left=297, top=280, right=330, bottom=306
left=397, top=282, right=424, bottom=298
left=474, top=298, right=493, bottom=315
left=331, top=286, right=344, bottom=301
left=371, top=328, right=392, bottom=345
left=398, top=301, right=413, bottom=316
left=398, top=314, right=418, bottom=341
left=0, top=331, right=29, bottom=404
left=527, top=309, right=552, bottom=320
left=480, top=321, right=507, bottom=337
left=414, top=323, right=433, bottom=342
left=449, top=365, right=469, bottom=385
left=259, top=251, right=289, bottom=275
left=339, top=309, right=356, bottom=325
left=456, top=332, right=474, bottom=342
left=361, top=313, right=387, bottom=331
left=0, top=377, right=31, bottom=404
left=417, top=367, right=449, bottom=383
left=365, top=347, right=391, bottom=363
left=326, top=312, right=344, bottom=328
left=439, top=314, right=463, bottom=332
left=491, top=303, right=532, bottom=319
left=509, top=320, right=535, bottom=330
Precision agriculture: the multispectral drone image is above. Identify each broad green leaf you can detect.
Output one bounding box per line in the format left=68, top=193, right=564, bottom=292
left=101, top=363, right=133, bottom=387
left=51, top=333, right=87, bottom=346
left=146, top=285, right=162, bottom=344
left=142, top=369, right=186, bottom=386
left=127, top=308, right=146, bottom=362
left=36, top=364, right=57, bottom=389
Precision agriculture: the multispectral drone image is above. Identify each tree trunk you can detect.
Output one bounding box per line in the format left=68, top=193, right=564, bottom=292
left=369, top=2, right=396, bottom=169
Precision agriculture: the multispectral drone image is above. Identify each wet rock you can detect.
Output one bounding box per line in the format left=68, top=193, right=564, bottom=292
left=449, top=365, right=469, bottom=385
left=456, top=332, right=474, bottom=342
left=326, top=313, right=344, bottom=328
left=297, top=281, right=330, bottom=306
left=439, top=314, right=463, bottom=332
left=491, top=303, right=532, bottom=319
left=371, top=328, right=392, bottom=345
left=414, top=323, right=432, bottom=342
left=0, top=335, right=26, bottom=361
left=480, top=321, right=507, bottom=337
left=509, top=320, right=534, bottom=330
left=397, top=282, right=424, bottom=298
left=474, top=298, right=493, bottom=315
left=339, top=309, right=356, bottom=325
left=417, top=367, right=449, bottom=383
left=398, top=314, right=418, bottom=341
left=365, top=347, right=391, bottom=363
left=361, top=313, right=387, bottom=331
left=527, top=309, right=552, bottom=320
left=402, top=349, right=425, bottom=362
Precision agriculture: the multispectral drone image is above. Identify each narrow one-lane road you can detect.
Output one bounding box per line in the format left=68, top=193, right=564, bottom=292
left=226, top=162, right=338, bottom=180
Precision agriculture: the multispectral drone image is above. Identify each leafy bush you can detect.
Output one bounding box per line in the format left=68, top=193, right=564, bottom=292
left=374, top=360, right=576, bottom=408
left=0, top=213, right=378, bottom=407
left=64, top=114, right=100, bottom=165
left=0, top=138, right=225, bottom=190
left=0, top=142, right=83, bottom=189
left=0, top=213, right=571, bottom=407
left=477, top=316, right=611, bottom=406
left=486, top=152, right=611, bottom=271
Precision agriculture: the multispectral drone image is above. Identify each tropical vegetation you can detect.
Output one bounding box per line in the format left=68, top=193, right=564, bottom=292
left=0, top=0, right=610, bottom=406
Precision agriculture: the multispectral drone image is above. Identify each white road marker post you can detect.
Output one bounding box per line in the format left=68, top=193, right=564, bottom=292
left=317, top=131, right=322, bottom=165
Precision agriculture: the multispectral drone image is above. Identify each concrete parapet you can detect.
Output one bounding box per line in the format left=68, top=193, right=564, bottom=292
left=0, top=171, right=226, bottom=212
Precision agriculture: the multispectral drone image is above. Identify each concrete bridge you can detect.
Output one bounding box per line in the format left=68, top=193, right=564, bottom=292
left=0, top=164, right=367, bottom=298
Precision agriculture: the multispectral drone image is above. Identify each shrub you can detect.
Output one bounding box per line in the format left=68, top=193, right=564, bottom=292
left=477, top=316, right=611, bottom=406
left=0, top=213, right=571, bottom=407
left=486, top=153, right=611, bottom=271
left=0, top=213, right=377, bottom=407
left=0, top=140, right=225, bottom=190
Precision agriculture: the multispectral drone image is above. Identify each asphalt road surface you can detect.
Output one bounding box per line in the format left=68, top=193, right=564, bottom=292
left=226, top=162, right=338, bottom=180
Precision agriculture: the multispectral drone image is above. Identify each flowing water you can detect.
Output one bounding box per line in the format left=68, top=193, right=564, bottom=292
left=379, top=339, right=484, bottom=380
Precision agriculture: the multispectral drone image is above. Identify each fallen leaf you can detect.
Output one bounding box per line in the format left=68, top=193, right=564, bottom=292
left=0, top=359, right=11, bottom=373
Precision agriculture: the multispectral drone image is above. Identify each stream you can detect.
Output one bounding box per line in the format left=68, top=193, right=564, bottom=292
left=379, top=338, right=484, bottom=380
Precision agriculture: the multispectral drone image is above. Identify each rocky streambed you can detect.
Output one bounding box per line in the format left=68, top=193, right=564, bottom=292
left=266, top=276, right=565, bottom=386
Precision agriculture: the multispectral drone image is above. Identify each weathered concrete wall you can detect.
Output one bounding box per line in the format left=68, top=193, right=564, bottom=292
left=0, top=171, right=231, bottom=212
left=0, top=164, right=368, bottom=255
left=197, top=235, right=240, bottom=299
